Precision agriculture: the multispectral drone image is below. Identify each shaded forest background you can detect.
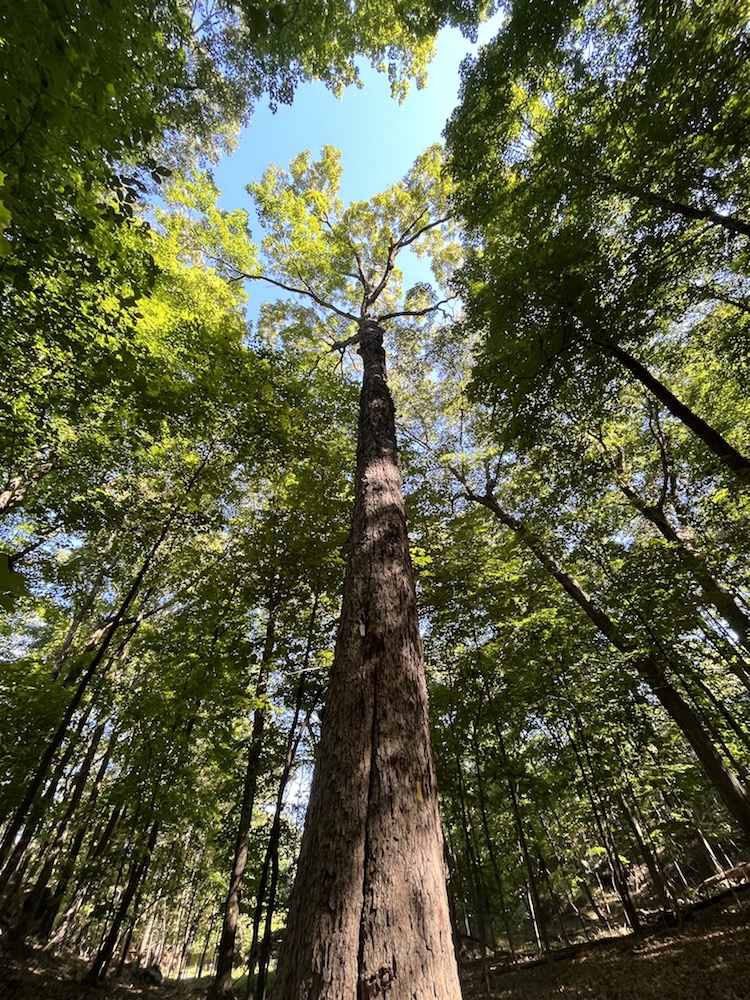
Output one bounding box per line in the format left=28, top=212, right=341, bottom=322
left=2, top=0, right=750, bottom=994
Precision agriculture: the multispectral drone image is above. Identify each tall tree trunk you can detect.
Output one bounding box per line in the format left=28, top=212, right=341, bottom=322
left=621, top=185, right=750, bottom=238
left=594, top=340, right=750, bottom=480
left=468, top=487, right=750, bottom=838
left=566, top=731, right=641, bottom=933
left=471, top=739, right=517, bottom=961
left=0, top=696, right=98, bottom=893
left=83, top=819, right=160, bottom=984
left=248, top=649, right=312, bottom=998
left=0, top=523, right=168, bottom=872
left=209, top=613, right=276, bottom=999
left=50, top=564, right=108, bottom=680
left=617, top=478, right=750, bottom=669
left=198, top=913, right=218, bottom=979
left=1, top=448, right=211, bottom=877
left=271, top=319, right=460, bottom=1000
left=618, top=793, right=676, bottom=914
left=253, top=814, right=281, bottom=1000
left=40, top=723, right=117, bottom=941
left=449, top=715, right=491, bottom=993
left=480, top=675, right=550, bottom=953
left=17, top=719, right=107, bottom=935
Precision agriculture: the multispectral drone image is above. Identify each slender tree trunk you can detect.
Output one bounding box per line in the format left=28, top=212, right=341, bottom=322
left=271, top=319, right=460, bottom=1000
left=198, top=913, right=217, bottom=979
left=2, top=448, right=212, bottom=882
left=47, top=803, right=126, bottom=950
left=50, top=567, right=107, bottom=680
left=480, top=675, right=550, bottom=953
left=41, top=725, right=117, bottom=940
left=0, top=697, right=98, bottom=893
left=17, top=720, right=107, bottom=935
left=563, top=718, right=641, bottom=932
left=595, top=340, right=750, bottom=480
left=695, top=824, right=725, bottom=878
left=83, top=819, right=160, bottom=983
left=247, top=656, right=312, bottom=996
left=0, top=524, right=169, bottom=872
left=449, top=718, right=491, bottom=993
left=469, top=488, right=750, bottom=838
left=138, top=906, right=157, bottom=968
left=472, top=742, right=517, bottom=961
left=253, top=818, right=280, bottom=1000
left=536, top=849, right=571, bottom=946
left=618, top=793, right=675, bottom=914
left=617, top=478, right=750, bottom=667
left=622, top=185, right=750, bottom=238
left=209, top=613, right=276, bottom=998
left=116, top=910, right=139, bottom=978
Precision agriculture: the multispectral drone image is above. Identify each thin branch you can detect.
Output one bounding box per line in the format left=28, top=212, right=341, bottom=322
left=232, top=267, right=358, bottom=322
left=399, top=426, right=471, bottom=492
left=689, top=285, right=750, bottom=315
left=367, top=246, right=398, bottom=307
left=396, top=214, right=453, bottom=250
left=377, top=295, right=458, bottom=322
left=395, top=208, right=430, bottom=246
left=328, top=330, right=362, bottom=353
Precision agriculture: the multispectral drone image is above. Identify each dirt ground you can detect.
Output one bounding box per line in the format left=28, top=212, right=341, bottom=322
left=1, top=895, right=749, bottom=1000
left=461, top=895, right=750, bottom=1000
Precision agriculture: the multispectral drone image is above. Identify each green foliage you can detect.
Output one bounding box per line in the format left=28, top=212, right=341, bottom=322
left=447, top=0, right=750, bottom=459
left=245, top=142, right=459, bottom=345
left=3, top=0, right=750, bottom=970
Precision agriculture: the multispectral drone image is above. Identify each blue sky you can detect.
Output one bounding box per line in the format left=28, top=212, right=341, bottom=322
left=213, top=20, right=500, bottom=212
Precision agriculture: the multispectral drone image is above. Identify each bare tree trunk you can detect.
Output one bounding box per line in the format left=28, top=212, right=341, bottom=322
left=198, top=913, right=218, bottom=979
left=472, top=739, right=517, bottom=961
left=619, top=793, right=676, bottom=914
left=253, top=816, right=280, bottom=1000
left=595, top=340, right=750, bottom=480
left=17, top=719, right=107, bottom=935
left=617, top=477, right=750, bottom=672
left=40, top=725, right=117, bottom=941
left=50, top=565, right=107, bottom=680
left=480, top=675, right=550, bottom=953
left=209, top=613, right=276, bottom=998
left=468, top=486, right=750, bottom=838
left=271, top=319, right=461, bottom=1000
left=0, top=697, right=97, bottom=893
left=0, top=524, right=169, bottom=872
left=449, top=715, right=491, bottom=993
left=83, top=819, right=160, bottom=983
left=247, top=639, right=314, bottom=998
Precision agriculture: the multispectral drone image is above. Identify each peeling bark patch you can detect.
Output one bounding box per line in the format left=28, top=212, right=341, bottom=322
left=361, top=963, right=397, bottom=997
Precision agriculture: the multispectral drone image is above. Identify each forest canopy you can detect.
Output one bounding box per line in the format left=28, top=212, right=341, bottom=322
left=1, top=0, right=750, bottom=995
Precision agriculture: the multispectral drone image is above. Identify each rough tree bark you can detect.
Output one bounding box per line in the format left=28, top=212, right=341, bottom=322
left=270, top=319, right=461, bottom=1000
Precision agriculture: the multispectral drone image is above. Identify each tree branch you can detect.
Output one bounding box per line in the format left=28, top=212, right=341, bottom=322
left=232, top=268, right=358, bottom=322
left=396, top=214, right=453, bottom=250
left=328, top=330, right=363, bottom=353
left=377, top=295, right=458, bottom=322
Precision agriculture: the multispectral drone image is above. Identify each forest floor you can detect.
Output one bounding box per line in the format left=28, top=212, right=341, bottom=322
left=461, top=892, right=750, bottom=1000
left=0, top=893, right=749, bottom=1000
